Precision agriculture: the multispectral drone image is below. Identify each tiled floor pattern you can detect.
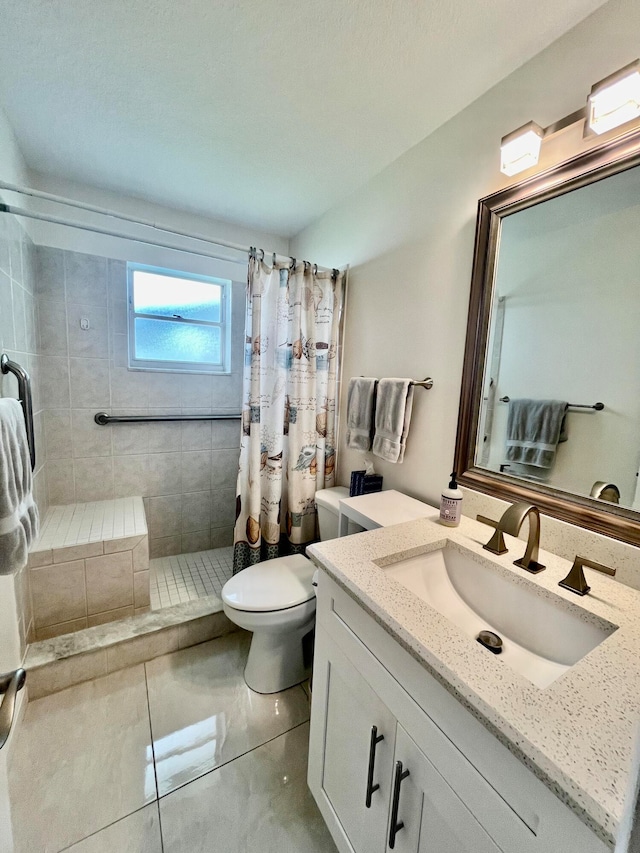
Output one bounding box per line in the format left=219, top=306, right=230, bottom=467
left=7, top=632, right=337, bottom=852
left=150, top=546, right=234, bottom=609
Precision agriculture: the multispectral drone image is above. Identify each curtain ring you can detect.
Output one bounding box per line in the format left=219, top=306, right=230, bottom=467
left=313, top=263, right=318, bottom=276
left=272, top=252, right=277, bottom=267
left=332, top=268, right=339, bottom=281
left=304, top=260, right=310, bottom=272
left=259, top=248, right=265, bottom=262
left=249, top=247, right=255, bottom=260
left=290, top=257, right=296, bottom=270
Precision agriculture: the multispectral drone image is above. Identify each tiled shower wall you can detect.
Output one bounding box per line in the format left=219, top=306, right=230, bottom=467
left=36, top=245, right=244, bottom=558
left=0, top=212, right=43, bottom=651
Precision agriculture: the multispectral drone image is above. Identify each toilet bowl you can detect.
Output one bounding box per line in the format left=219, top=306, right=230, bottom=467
left=222, top=486, right=355, bottom=694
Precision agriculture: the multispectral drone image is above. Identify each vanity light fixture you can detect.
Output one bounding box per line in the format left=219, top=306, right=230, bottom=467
left=500, top=122, right=544, bottom=176
left=587, top=59, right=640, bottom=135
left=499, top=58, right=640, bottom=176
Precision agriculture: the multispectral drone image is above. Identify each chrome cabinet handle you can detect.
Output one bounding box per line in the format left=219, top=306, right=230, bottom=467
left=365, top=725, right=384, bottom=808
left=0, top=669, right=26, bottom=751
left=388, top=760, right=410, bottom=849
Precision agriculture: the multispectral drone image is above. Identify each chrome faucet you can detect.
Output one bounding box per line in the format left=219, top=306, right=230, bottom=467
left=558, top=556, right=616, bottom=595
left=477, top=501, right=546, bottom=574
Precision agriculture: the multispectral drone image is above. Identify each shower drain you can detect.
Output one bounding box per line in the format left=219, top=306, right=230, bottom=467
left=476, top=630, right=503, bottom=654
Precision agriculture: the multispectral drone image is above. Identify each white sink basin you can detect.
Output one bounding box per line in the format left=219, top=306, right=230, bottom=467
left=382, top=543, right=616, bottom=689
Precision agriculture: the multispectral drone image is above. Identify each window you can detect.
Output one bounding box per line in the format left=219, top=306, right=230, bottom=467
left=127, top=264, right=232, bottom=373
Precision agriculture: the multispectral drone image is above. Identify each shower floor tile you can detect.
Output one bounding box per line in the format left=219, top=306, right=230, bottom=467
left=150, top=546, right=233, bottom=610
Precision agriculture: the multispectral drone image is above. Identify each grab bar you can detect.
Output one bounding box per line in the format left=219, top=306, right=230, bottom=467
left=1, top=354, right=36, bottom=470
left=95, top=411, right=241, bottom=425
left=0, top=668, right=26, bottom=751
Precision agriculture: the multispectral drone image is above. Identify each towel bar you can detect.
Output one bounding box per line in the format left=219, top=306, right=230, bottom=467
left=499, top=396, right=604, bottom=411
left=1, top=354, right=36, bottom=471
left=360, top=377, right=434, bottom=390
left=411, top=378, right=434, bottom=390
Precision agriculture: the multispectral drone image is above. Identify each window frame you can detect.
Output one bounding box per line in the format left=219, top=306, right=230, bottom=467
left=126, top=263, right=232, bottom=374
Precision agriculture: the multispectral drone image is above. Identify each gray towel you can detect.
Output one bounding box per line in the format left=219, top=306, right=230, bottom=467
left=372, top=378, right=414, bottom=463
left=0, top=398, right=39, bottom=575
left=346, top=378, right=377, bottom=451
left=505, top=398, right=568, bottom=469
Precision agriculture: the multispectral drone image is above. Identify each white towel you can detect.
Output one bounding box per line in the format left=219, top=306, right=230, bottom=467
left=372, top=378, right=414, bottom=463
left=0, top=398, right=39, bottom=575
left=346, top=377, right=377, bottom=451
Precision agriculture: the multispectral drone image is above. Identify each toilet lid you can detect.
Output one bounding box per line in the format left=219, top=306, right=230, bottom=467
left=222, top=554, right=315, bottom=612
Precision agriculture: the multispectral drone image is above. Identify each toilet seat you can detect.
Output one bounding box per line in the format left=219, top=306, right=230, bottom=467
left=222, top=554, right=314, bottom=613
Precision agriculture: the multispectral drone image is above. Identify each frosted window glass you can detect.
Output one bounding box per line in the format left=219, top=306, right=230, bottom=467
left=134, top=317, right=221, bottom=365
left=133, top=271, right=221, bottom=322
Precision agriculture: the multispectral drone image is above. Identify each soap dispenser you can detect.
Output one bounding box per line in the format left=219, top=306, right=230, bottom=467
left=439, top=471, right=463, bottom=527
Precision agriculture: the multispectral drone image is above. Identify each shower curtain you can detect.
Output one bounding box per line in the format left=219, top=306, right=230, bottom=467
left=233, top=254, right=344, bottom=572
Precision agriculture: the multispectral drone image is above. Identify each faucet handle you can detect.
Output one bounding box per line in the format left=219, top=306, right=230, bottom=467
left=476, top=515, right=508, bottom=555
left=559, top=556, right=617, bottom=596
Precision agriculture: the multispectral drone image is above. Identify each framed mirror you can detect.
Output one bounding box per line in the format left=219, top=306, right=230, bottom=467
left=454, top=128, right=640, bottom=546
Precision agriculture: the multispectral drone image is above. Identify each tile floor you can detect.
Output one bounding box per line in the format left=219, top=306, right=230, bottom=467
left=7, top=632, right=337, bottom=853
left=150, top=546, right=234, bottom=610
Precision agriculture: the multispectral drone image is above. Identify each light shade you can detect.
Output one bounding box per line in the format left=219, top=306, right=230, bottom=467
left=587, top=60, right=640, bottom=136
left=500, top=122, right=544, bottom=176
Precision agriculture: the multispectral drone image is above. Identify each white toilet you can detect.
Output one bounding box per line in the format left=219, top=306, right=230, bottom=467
left=222, top=486, right=358, bottom=694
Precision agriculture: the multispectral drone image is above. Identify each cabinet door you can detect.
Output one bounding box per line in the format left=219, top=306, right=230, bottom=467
left=389, top=726, right=502, bottom=853
left=309, top=626, right=396, bottom=853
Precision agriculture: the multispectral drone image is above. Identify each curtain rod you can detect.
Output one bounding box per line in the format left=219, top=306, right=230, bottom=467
left=0, top=203, right=251, bottom=265
left=0, top=179, right=335, bottom=272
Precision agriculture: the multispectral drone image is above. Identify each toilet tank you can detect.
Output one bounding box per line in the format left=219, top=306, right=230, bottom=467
left=315, top=487, right=362, bottom=540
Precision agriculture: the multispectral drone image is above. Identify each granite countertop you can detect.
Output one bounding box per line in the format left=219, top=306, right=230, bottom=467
left=307, top=511, right=640, bottom=848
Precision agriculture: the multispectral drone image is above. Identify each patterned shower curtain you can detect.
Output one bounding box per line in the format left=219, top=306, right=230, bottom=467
left=233, top=254, right=344, bottom=572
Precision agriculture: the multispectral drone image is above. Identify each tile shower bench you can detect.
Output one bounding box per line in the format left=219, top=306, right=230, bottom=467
left=28, top=497, right=150, bottom=641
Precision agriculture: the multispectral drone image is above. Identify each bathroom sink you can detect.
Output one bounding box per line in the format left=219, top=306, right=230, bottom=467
left=381, top=543, right=616, bottom=689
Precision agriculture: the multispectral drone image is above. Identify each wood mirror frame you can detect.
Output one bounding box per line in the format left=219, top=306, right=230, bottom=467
left=454, top=127, right=640, bottom=547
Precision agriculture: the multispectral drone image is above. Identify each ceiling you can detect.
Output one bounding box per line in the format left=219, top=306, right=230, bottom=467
left=0, top=0, right=608, bottom=238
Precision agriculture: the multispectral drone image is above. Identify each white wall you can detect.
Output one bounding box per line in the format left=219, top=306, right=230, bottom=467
left=0, top=103, right=28, bottom=191
left=291, top=0, right=640, bottom=511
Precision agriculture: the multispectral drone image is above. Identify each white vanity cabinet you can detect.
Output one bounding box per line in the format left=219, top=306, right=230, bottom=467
left=313, top=627, right=502, bottom=853
left=308, top=571, right=610, bottom=853
left=317, top=631, right=396, bottom=853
